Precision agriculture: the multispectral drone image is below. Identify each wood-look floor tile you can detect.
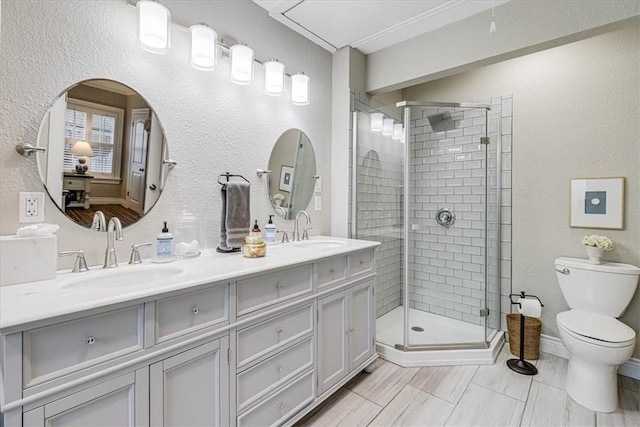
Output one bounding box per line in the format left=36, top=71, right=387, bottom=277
left=520, top=381, right=595, bottom=427
left=596, top=389, right=640, bottom=426
left=346, top=359, right=419, bottom=407
left=445, top=383, right=524, bottom=426
left=369, top=385, right=454, bottom=427
left=409, top=365, right=478, bottom=404
left=619, top=375, right=640, bottom=393
left=533, top=352, right=568, bottom=389
left=295, top=388, right=382, bottom=427
left=472, top=349, right=533, bottom=401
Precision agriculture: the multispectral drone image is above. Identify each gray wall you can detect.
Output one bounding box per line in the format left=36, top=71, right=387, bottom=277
left=1, top=0, right=332, bottom=269
left=404, top=24, right=640, bottom=356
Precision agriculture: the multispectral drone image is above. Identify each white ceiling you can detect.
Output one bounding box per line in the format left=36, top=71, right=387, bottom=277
left=254, top=0, right=509, bottom=54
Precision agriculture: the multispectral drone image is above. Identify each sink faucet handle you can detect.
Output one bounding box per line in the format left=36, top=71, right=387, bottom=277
left=280, top=230, right=289, bottom=243
left=302, top=226, right=312, bottom=240
left=129, top=242, right=152, bottom=264
left=59, top=250, right=89, bottom=273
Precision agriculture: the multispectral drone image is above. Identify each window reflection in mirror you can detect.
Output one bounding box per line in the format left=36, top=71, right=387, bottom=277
left=36, top=80, right=169, bottom=230
left=267, top=129, right=316, bottom=220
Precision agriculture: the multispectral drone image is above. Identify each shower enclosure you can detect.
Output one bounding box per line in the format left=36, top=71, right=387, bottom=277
left=352, top=100, right=504, bottom=366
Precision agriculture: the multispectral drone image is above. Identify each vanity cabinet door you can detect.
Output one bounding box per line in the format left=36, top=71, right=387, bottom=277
left=317, top=291, right=348, bottom=395
left=22, top=369, right=149, bottom=427
left=349, top=280, right=375, bottom=370
left=149, top=337, right=229, bottom=427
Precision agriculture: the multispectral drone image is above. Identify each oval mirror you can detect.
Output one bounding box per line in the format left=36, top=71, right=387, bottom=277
left=36, top=79, right=169, bottom=230
left=267, top=129, right=317, bottom=220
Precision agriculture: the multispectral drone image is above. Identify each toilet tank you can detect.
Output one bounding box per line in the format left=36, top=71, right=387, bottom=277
left=555, top=257, right=640, bottom=317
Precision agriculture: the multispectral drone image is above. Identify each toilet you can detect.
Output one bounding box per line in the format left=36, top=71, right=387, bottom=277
left=555, top=257, right=640, bottom=412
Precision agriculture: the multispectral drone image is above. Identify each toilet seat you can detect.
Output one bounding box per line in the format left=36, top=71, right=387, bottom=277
left=557, top=310, right=635, bottom=348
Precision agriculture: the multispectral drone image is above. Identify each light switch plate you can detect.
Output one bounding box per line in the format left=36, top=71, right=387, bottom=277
left=19, top=192, right=45, bottom=223
left=314, top=177, right=321, bottom=193
left=314, top=195, right=322, bottom=211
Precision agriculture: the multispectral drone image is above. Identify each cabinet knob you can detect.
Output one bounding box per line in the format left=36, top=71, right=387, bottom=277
left=276, top=283, right=283, bottom=289
left=329, top=268, right=335, bottom=274
left=360, top=260, right=364, bottom=265
left=192, top=307, right=199, bottom=314
left=276, top=328, right=283, bottom=334
left=278, top=403, right=286, bottom=410
left=277, top=366, right=284, bottom=372
left=86, top=336, right=96, bottom=345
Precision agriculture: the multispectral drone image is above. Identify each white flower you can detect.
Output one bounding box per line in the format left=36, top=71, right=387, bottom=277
left=581, top=235, right=614, bottom=251
left=272, top=193, right=285, bottom=202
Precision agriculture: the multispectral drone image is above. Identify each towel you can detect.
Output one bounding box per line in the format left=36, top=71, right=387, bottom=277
left=218, top=182, right=250, bottom=251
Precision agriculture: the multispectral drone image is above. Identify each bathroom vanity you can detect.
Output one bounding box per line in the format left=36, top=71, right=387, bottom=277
left=0, top=236, right=378, bottom=427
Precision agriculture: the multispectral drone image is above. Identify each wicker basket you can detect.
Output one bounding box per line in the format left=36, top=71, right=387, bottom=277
left=506, top=313, right=541, bottom=360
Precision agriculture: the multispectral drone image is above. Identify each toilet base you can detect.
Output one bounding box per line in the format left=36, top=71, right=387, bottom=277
left=565, top=355, right=618, bottom=413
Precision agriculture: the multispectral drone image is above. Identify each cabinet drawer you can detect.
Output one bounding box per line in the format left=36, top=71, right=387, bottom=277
left=63, top=178, right=85, bottom=190
left=237, top=304, right=313, bottom=368
left=237, top=265, right=312, bottom=316
left=237, top=370, right=314, bottom=427
left=155, top=284, right=229, bottom=343
left=237, top=338, right=313, bottom=413
left=23, top=306, right=143, bottom=387
left=348, top=249, right=374, bottom=278
left=317, top=256, right=347, bottom=289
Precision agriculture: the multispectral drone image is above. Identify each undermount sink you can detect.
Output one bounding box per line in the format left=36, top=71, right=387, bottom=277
left=293, top=239, right=345, bottom=249
left=62, top=264, right=185, bottom=290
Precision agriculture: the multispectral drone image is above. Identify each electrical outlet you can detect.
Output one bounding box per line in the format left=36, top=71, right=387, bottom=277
left=19, top=192, right=45, bottom=223
left=314, top=195, right=322, bottom=211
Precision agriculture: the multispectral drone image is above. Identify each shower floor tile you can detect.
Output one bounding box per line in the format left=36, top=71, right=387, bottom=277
left=376, top=306, right=486, bottom=347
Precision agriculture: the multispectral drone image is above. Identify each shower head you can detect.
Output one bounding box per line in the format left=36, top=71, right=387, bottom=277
left=427, top=111, right=455, bottom=132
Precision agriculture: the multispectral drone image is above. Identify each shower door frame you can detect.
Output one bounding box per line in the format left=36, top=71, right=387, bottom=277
left=396, top=101, right=498, bottom=352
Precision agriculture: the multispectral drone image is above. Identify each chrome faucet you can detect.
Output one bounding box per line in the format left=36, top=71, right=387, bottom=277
left=103, top=217, right=124, bottom=268
left=91, top=210, right=106, bottom=231
left=292, top=210, right=312, bottom=241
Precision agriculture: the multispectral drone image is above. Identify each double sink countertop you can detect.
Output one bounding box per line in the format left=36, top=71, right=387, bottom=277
left=0, top=236, right=379, bottom=332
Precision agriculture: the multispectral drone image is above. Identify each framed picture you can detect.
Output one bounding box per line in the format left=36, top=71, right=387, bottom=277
left=279, top=165, right=294, bottom=192
left=570, top=177, right=625, bottom=229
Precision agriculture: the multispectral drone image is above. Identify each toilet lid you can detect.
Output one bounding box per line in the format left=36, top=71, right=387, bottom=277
left=557, top=310, right=635, bottom=343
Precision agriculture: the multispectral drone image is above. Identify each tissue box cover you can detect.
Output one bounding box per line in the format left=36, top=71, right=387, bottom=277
left=0, top=235, right=57, bottom=287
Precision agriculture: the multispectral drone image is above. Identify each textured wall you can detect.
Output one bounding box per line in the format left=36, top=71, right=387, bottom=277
left=404, top=25, right=640, bottom=355
left=0, top=0, right=332, bottom=270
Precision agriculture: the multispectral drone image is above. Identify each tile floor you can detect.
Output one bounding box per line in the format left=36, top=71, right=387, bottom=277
left=296, top=347, right=640, bottom=426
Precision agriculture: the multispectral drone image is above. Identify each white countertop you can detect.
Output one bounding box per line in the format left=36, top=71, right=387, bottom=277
left=0, top=236, right=379, bottom=332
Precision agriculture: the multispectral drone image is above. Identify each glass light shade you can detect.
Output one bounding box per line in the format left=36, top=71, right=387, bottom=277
left=392, top=123, right=403, bottom=140
left=382, top=119, right=394, bottom=136
left=71, top=140, right=93, bottom=157
left=291, top=72, right=310, bottom=105
left=137, top=0, right=171, bottom=54
left=230, top=44, right=254, bottom=85
left=370, top=113, right=383, bottom=132
left=263, top=59, right=285, bottom=96
left=189, top=24, right=218, bottom=71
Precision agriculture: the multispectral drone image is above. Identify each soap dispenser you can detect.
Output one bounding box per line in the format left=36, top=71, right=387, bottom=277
left=153, top=221, right=175, bottom=263
left=264, top=215, right=277, bottom=244
left=243, top=220, right=266, bottom=258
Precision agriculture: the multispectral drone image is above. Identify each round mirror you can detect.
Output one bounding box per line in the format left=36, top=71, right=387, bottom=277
left=36, top=79, right=169, bottom=230
left=267, top=129, right=317, bottom=220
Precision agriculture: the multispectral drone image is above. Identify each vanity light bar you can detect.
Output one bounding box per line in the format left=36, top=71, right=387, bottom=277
left=134, top=1, right=310, bottom=105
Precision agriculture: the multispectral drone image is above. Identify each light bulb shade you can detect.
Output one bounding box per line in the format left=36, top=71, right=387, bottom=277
left=230, top=44, right=254, bottom=85
left=263, top=59, right=285, bottom=96
left=382, top=119, right=394, bottom=136
left=291, top=72, right=310, bottom=105
left=71, top=140, right=94, bottom=157
left=392, top=123, right=403, bottom=140
left=370, top=113, right=383, bottom=132
left=137, top=0, right=171, bottom=54
left=190, top=24, right=218, bottom=71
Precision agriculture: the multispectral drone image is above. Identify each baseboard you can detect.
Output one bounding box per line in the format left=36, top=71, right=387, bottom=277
left=91, top=197, right=125, bottom=206
left=537, top=333, right=640, bottom=380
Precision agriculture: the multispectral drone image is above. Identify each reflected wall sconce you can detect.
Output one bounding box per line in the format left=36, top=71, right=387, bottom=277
left=291, top=72, right=310, bottom=106
left=137, top=0, right=171, bottom=54
left=370, top=113, right=383, bottom=132
left=382, top=119, right=394, bottom=136
left=230, top=44, right=255, bottom=85
left=189, top=24, right=218, bottom=71
left=392, top=123, right=403, bottom=140
left=263, top=59, right=285, bottom=96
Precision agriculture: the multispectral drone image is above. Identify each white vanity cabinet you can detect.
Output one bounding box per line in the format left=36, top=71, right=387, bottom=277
left=0, top=238, right=379, bottom=427
left=317, top=279, right=375, bottom=395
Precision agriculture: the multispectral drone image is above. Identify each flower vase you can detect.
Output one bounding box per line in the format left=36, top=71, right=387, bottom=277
left=585, top=246, right=604, bottom=264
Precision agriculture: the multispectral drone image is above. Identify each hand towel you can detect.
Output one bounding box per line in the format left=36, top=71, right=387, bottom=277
left=219, top=182, right=250, bottom=251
